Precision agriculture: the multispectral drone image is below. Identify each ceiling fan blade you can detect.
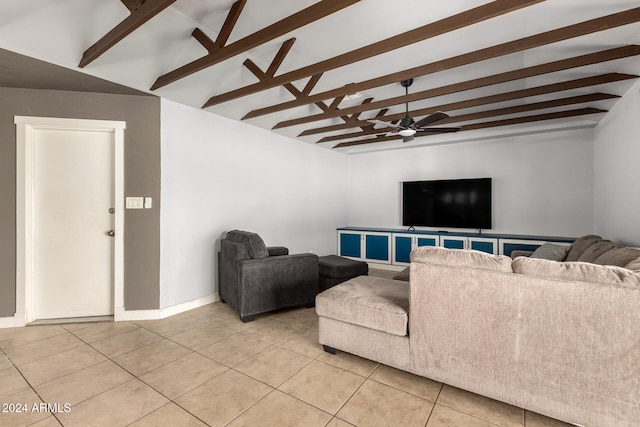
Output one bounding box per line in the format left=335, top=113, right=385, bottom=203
left=417, top=126, right=461, bottom=133
left=368, top=119, right=401, bottom=129
left=402, top=134, right=414, bottom=143
left=414, top=111, right=449, bottom=128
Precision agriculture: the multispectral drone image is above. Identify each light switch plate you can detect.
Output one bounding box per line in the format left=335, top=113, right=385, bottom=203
left=144, top=197, right=152, bottom=209
left=126, top=197, right=144, bottom=209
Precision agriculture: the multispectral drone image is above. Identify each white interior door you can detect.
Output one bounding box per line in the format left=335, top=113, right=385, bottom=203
left=32, top=128, right=115, bottom=319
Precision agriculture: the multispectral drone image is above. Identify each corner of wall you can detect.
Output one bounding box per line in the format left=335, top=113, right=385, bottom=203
left=593, top=79, right=640, bottom=245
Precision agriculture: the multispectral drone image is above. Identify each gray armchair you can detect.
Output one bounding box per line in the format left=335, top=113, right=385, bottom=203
left=219, top=230, right=319, bottom=322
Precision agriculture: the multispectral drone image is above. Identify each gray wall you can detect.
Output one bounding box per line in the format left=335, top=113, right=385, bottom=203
left=0, top=87, right=161, bottom=317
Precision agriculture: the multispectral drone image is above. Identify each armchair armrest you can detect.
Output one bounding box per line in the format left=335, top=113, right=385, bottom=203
left=268, top=246, right=289, bottom=256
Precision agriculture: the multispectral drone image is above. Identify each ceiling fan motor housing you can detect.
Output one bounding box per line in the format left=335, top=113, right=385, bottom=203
left=400, top=116, right=415, bottom=128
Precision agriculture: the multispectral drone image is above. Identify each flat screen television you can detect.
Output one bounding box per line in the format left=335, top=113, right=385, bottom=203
left=402, top=178, right=492, bottom=229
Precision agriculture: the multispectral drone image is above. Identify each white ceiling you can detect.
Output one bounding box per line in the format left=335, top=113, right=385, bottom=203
left=1, top=0, right=639, bottom=153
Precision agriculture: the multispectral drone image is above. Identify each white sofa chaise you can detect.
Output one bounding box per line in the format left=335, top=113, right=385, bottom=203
left=316, top=246, right=640, bottom=426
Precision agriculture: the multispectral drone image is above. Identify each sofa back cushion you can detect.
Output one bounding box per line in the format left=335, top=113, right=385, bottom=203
left=411, top=246, right=512, bottom=273
left=577, top=240, right=617, bottom=263
left=529, top=243, right=570, bottom=261
left=513, top=257, right=640, bottom=289
left=225, top=230, right=269, bottom=259
left=594, top=246, right=640, bottom=267
left=564, top=235, right=602, bottom=261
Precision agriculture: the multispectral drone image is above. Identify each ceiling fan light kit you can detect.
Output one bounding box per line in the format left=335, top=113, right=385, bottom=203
left=368, top=78, right=461, bottom=143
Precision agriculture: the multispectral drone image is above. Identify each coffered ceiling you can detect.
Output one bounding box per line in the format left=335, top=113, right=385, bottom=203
left=1, top=0, right=640, bottom=153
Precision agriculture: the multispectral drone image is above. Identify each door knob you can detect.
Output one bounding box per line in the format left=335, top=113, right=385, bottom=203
left=109, top=208, right=115, bottom=214
left=106, top=230, right=115, bottom=237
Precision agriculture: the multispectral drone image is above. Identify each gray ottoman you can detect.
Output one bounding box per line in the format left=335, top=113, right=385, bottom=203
left=318, top=255, right=368, bottom=291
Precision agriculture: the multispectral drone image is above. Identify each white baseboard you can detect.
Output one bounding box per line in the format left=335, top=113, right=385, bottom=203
left=159, top=294, right=219, bottom=319
left=115, top=293, right=220, bottom=321
left=3, top=294, right=221, bottom=327
left=0, top=315, right=24, bottom=329
left=114, top=308, right=160, bottom=322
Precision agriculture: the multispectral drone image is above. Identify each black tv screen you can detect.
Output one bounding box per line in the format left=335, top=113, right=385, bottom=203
left=402, top=178, right=492, bottom=229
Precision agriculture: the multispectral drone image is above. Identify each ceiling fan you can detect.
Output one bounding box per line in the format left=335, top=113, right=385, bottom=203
left=368, top=79, right=461, bottom=142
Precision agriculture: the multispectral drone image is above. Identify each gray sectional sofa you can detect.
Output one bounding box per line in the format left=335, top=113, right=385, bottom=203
left=316, top=238, right=640, bottom=426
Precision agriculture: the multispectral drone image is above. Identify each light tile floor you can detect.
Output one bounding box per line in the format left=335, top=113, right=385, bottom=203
left=0, top=274, right=572, bottom=426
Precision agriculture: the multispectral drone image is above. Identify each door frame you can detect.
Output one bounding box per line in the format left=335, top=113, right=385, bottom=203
left=14, top=116, right=126, bottom=326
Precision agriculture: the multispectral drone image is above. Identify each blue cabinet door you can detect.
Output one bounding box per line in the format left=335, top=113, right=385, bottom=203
left=366, top=234, right=389, bottom=261
left=470, top=240, right=495, bottom=254
left=394, top=236, right=412, bottom=263
left=339, top=233, right=361, bottom=258
left=442, top=237, right=465, bottom=249
left=416, top=237, right=438, bottom=247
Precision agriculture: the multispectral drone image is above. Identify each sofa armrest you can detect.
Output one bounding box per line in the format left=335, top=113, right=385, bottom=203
left=219, top=239, right=251, bottom=310
left=267, top=246, right=289, bottom=256
left=237, top=253, right=319, bottom=317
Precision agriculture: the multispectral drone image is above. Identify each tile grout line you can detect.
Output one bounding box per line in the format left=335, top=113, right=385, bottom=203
left=220, top=346, right=320, bottom=426
left=95, top=314, right=316, bottom=426
left=9, top=312, right=322, bottom=426
left=433, top=385, right=524, bottom=427
left=67, top=325, right=216, bottom=426
left=423, top=382, right=444, bottom=427
left=0, top=326, right=69, bottom=356
left=2, top=305, right=552, bottom=426
left=315, top=357, right=382, bottom=423
left=1, top=344, right=65, bottom=426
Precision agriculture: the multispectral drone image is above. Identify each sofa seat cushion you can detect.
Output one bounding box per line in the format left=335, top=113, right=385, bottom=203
left=513, top=257, right=640, bottom=289
left=411, top=246, right=512, bottom=273
left=316, top=276, right=409, bottom=337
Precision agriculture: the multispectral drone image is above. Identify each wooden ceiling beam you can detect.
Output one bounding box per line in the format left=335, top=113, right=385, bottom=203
left=274, top=45, right=640, bottom=129
left=79, top=0, right=177, bottom=68
left=120, top=0, right=147, bottom=13
left=150, top=0, right=360, bottom=90
left=243, top=41, right=330, bottom=114
left=203, top=0, right=544, bottom=108
left=303, top=74, right=323, bottom=96
left=243, top=6, right=640, bottom=119
left=242, top=41, right=368, bottom=126
left=338, top=97, right=375, bottom=127
left=333, top=108, right=607, bottom=148
left=191, top=28, right=217, bottom=53
left=350, top=97, right=374, bottom=120
left=299, top=73, right=637, bottom=137
left=328, top=96, right=346, bottom=111
left=266, top=38, right=296, bottom=78
left=212, top=0, right=247, bottom=51
left=318, top=93, right=619, bottom=143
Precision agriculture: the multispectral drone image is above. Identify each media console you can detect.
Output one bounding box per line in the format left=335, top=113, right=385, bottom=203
left=337, top=227, right=575, bottom=267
